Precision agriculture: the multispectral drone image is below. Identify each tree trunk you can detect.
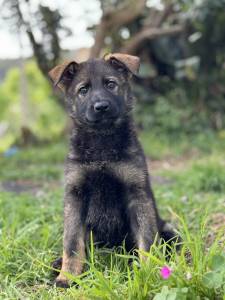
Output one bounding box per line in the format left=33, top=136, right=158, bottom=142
left=89, top=0, right=146, bottom=58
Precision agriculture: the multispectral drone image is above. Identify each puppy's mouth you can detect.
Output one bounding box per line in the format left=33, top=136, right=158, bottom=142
left=85, top=116, right=117, bottom=125
left=85, top=112, right=119, bottom=126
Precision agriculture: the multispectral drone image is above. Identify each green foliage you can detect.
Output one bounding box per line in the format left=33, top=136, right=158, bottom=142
left=134, top=79, right=225, bottom=137
left=25, top=62, right=66, bottom=139
left=203, top=254, right=225, bottom=290
left=153, top=286, right=188, bottom=300
left=0, top=60, right=66, bottom=152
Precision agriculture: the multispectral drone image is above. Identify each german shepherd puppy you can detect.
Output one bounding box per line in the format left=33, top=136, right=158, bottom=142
left=49, top=53, right=178, bottom=287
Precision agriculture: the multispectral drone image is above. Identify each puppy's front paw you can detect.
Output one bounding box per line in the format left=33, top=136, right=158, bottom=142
left=55, top=276, right=70, bottom=288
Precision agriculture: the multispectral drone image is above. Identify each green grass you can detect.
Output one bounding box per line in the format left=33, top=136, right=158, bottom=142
left=139, top=130, right=225, bottom=159
left=0, top=132, right=224, bottom=299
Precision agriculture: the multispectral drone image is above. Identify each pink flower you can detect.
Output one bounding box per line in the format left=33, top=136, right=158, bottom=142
left=160, top=266, right=172, bottom=279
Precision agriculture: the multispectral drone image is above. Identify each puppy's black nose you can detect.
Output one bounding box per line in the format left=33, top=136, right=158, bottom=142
left=94, top=101, right=109, bottom=112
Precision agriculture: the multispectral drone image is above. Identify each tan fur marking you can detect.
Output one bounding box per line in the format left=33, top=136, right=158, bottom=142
left=56, top=237, right=85, bottom=284
left=138, top=236, right=148, bottom=262
left=112, top=162, right=146, bottom=186
left=162, top=222, right=174, bottom=232
left=104, top=53, right=140, bottom=74
left=48, top=60, right=76, bottom=92
left=65, top=165, right=83, bottom=187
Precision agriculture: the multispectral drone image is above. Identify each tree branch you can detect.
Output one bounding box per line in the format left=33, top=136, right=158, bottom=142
left=121, top=25, right=183, bottom=54
left=153, top=3, right=174, bottom=27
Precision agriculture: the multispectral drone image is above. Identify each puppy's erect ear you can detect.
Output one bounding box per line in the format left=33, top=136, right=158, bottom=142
left=48, top=60, right=78, bottom=93
left=104, top=53, right=140, bottom=75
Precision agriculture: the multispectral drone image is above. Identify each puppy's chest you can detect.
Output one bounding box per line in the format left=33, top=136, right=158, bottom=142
left=72, top=126, right=132, bottom=163
left=82, top=169, right=128, bottom=240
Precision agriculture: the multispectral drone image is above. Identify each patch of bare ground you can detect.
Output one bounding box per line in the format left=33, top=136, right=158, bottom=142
left=147, top=151, right=198, bottom=185
left=207, top=212, right=225, bottom=248
left=147, top=151, right=197, bottom=172
left=0, top=179, right=61, bottom=195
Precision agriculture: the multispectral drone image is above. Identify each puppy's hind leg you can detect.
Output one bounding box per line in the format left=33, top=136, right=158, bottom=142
left=159, top=220, right=181, bottom=253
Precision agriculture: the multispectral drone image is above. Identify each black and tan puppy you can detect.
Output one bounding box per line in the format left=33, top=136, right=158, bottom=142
left=49, top=53, right=178, bottom=287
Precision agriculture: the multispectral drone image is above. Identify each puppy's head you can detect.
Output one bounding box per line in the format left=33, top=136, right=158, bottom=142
left=49, top=53, right=140, bottom=128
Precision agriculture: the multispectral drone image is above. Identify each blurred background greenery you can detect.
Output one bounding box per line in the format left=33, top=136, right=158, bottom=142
left=1, top=3, right=225, bottom=298
left=0, top=0, right=225, bottom=152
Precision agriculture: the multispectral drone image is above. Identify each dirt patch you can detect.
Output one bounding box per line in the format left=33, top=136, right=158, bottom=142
left=147, top=156, right=192, bottom=172
left=207, top=212, right=225, bottom=247
left=150, top=175, right=174, bottom=186
left=0, top=179, right=61, bottom=195
left=0, top=180, right=41, bottom=194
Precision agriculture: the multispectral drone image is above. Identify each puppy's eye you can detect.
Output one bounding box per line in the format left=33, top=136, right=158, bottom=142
left=105, top=80, right=117, bottom=90
left=78, top=85, right=89, bottom=96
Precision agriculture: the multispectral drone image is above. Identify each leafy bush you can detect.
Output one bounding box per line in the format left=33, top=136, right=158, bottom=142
left=0, top=61, right=66, bottom=152
left=134, top=77, right=225, bottom=136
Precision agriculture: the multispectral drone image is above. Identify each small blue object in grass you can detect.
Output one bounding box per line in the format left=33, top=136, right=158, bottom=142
left=4, top=146, right=19, bottom=157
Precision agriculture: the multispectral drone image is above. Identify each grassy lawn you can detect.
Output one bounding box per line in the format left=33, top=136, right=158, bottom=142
left=0, top=132, right=224, bottom=299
